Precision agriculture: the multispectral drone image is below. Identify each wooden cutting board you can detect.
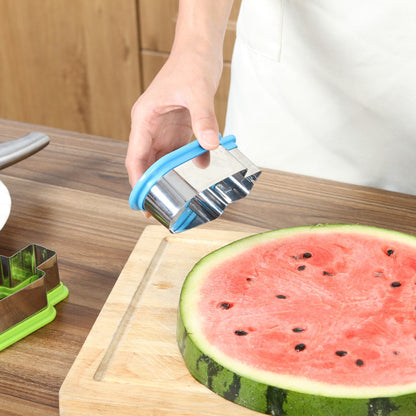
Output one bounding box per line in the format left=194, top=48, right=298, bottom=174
left=59, top=225, right=264, bottom=416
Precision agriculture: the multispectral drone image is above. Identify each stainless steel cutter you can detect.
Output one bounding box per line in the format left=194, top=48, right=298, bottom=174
left=0, top=245, right=68, bottom=350
left=129, top=135, right=261, bottom=233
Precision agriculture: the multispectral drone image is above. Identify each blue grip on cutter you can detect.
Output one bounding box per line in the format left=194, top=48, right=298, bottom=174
left=129, top=135, right=237, bottom=211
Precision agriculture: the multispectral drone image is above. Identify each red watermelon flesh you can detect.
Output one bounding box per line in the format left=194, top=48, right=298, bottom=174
left=198, top=231, right=416, bottom=388
left=179, top=225, right=416, bottom=414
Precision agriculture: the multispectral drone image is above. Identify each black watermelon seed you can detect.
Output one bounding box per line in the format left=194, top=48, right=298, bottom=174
left=323, top=271, right=334, bottom=276
left=297, top=265, right=306, bottom=271
left=246, top=277, right=252, bottom=282
left=355, top=359, right=364, bottom=366
left=235, top=330, right=248, bottom=336
left=292, top=327, right=305, bottom=333
left=295, top=343, right=306, bottom=352
left=302, top=252, right=312, bottom=259
left=336, top=350, right=348, bottom=357
left=276, top=295, right=287, bottom=299
left=219, top=302, right=232, bottom=310
left=391, top=281, right=402, bottom=288
left=387, top=249, right=394, bottom=256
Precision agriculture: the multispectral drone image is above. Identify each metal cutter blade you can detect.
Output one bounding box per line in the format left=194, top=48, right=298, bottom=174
left=129, top=135, right=261, bottom=233
left=0, top=245, right=68, bottom=350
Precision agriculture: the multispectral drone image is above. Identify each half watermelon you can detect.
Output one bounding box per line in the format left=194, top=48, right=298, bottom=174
left=177, top=224, right=416, bottom=415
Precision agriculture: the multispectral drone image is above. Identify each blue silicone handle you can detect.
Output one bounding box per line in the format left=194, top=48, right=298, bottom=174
left=129, top=135, right=237, bottom=211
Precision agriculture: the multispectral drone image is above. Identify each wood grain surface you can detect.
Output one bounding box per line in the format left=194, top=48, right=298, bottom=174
left=0, top=0, right=140, bottom=141
left=60, top=226, right=261, bottom=416
left=0, top=0, right=240, bottom=140
left=0, top=118, right=415, bottom=415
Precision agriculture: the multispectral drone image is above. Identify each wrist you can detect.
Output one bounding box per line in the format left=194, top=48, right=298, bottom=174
left=172, top=0, right=233, bottom=59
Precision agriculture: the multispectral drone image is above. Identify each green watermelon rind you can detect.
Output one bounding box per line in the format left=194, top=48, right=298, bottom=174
left=177, top=224, right=416, bottom=415
left=178, top=312, right=416, bottom=416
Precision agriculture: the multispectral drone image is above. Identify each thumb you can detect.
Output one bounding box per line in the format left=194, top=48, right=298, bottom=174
left=189, top=99, right=220, bottom=150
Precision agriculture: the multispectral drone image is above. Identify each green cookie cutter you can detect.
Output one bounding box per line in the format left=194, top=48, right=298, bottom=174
left=0, top=244, right=68, bottom=351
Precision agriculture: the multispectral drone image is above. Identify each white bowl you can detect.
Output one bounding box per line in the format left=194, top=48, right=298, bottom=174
left=0, top=180, right=11, bottom=230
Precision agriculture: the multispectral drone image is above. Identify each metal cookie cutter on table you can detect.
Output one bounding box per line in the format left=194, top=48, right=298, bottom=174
left=129, top=135, right=261, bottom=233
left=0, top=245, right=68, bottom=351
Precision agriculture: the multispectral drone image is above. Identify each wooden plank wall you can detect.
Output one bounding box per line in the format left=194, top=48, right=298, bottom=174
left=0, top=0, right=141, bottom=141
left=0, top=0, right=240, bottom=140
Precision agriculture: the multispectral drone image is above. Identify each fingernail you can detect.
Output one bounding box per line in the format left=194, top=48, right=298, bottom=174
left=199, top=130, right=219, bottom=149
left=142, top=211, right=152, bottom=219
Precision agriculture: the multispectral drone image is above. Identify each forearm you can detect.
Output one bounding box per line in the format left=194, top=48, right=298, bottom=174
left=126, top=1, right=233, bottom=186
left=173, top=0, right=234, bottom=60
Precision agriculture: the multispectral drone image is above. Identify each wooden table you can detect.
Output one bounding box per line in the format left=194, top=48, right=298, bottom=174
left=0, top=118, right=415, bottom=415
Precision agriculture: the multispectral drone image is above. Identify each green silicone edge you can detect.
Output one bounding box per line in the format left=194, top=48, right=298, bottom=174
left=47, top=282, right=69, bottom=306
left=0, top=274, right=40, bottom=299
left=0, top=304, right=56, bottom=351
left=0, top=283, right=69, bottom=351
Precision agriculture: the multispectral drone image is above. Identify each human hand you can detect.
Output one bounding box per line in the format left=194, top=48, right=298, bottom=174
left=125, top=46, right=222, bottom=189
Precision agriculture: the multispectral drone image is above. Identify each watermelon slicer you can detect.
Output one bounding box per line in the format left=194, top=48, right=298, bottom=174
left=0, top=244, right=68, bottom=351
left=129, top=135, right=261, bottom=233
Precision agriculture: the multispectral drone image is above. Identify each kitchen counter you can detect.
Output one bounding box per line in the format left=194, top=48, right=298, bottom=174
left=0, top=118, right=415, bottom=415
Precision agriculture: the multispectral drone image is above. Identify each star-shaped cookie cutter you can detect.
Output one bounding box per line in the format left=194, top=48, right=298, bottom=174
left=0, top=244, right=68, bottom=351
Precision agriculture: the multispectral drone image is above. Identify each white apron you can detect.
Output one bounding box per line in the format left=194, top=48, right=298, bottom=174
left=225, top=0, right=416, bottom=195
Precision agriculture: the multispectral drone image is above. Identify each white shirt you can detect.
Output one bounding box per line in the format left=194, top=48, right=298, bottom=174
left=225, top=0, right=416, bottom=195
